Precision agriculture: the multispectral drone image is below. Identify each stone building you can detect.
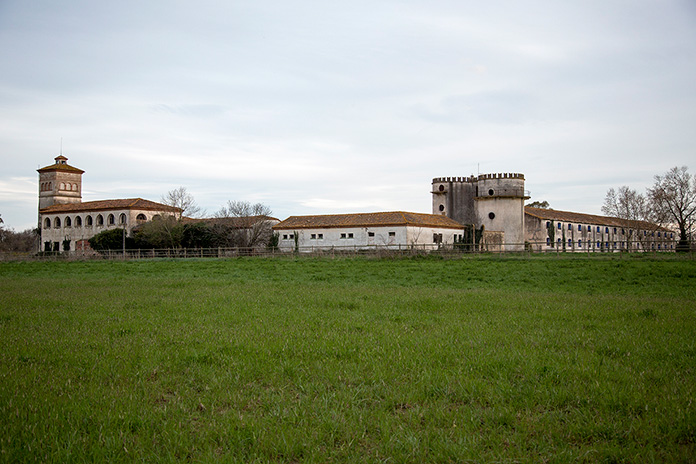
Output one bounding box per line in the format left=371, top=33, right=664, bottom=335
left=38, top=156, right=180, bottom=252
left=524, top=206, right=675, bottom=252
left=432, top=173, right=529, bottom=251
left=273, top=211, right=472, bottom=252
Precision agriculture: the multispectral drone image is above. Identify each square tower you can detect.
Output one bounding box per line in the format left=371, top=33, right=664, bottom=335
left=38, top=156, right=84, bottom=210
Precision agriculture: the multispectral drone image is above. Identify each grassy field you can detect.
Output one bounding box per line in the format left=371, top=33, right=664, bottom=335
left=1, top=255, right=695, bottom=463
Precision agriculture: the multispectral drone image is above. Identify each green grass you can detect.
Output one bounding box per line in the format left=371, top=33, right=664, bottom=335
left=1, top=255, right=695, bottom=462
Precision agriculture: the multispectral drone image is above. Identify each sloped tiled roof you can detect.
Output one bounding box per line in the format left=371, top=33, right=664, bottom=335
left=524, top=206, right=669, bottom=231
left=184, top=215, right=280, bottom=228
left=273, top=211, right=464, bottom=230
left=39, top=198, right=181, bottom=214
left=37, top=156, right=85, bottom=174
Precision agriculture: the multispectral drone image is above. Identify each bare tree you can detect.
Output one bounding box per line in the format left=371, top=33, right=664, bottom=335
left=648, top=166, right=696, bottom=250
left=601, top=186, right=650, bottom=222
left=214, top=201, right=275, bottom=249
left=161, top=186, right=202, bottom=219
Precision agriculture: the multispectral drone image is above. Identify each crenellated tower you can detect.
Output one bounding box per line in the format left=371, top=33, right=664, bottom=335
left=432, top=173, right=529, bottom=251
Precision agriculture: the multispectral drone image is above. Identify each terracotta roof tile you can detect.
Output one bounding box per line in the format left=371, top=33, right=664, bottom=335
left=524, top=206, right=669, bottom=231
left=39, top=198, right=181, bottom=214
left=273, top=211, right=464, bottom=230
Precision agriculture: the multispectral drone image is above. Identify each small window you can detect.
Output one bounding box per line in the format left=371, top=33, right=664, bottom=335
left=107, top=214, right=115, bottom=225
left=389, top=232, right=395, bottom=237
left=488, top=189, right=494, bottom=196
left=657, top=232, right=661, bottom=237
left=568, top=238, right=572, bottom=246
left=283, top=234, right=288, bottom=240
left=348, top=233, right=354, bottom=239
left=96, top=215, right=104, bottom=226
left=439, top=204, right=445, bottom=212
left=578, top=240, right=582, bottom=248
left=557, top=223, right=562, bottom=229
left=65, top=216, right=72, bottom=228
left=438, top=185, right=445, bottom=192
left=75, top=216, right=82, bottom=227
left=557, top=238, right=561, bottom=244
left=605, top=227, right=609, bottom=233
left=597, top=226, right=601, bottom=233
left=44, top=218, right=51, bottom=229
left=289, top=234, right=294, bottom=239
left=340, top=233, right=346, bottom=239
left=60, top=182, right=65, bottom=190
left=368, top=232, right=375, bottom=237
left=119, top=213, right=127, bottom=225
left=546, top=237, right=550, bottom=246
left=310, top=234, right=316, bottom=239
left=568, top=224, right=572, bottom=230
left=72, top=183, right=78, bottom=191
left=488, top=212, right=495, bottom=220
left=318, top=234, right=323, bottom=239
left=578, top=225, right=582, bottom=231
left=86, top=215, right=93, bottom=226
left=136, top=213, right=147, bottom=222
left=54, top=217, right=61, bottom=228
left=546, top=221, right=550, bottom=228
left=597, top=241, right=601, bottom=248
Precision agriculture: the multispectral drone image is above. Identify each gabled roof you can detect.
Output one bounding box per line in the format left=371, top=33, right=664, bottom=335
left=184, top=215, right=280, bottom=228
left=37, top=156, right=85, bottom=174
left=524, top=206, right=669, bottom=231
left=273, top=211, right=465, bottom=230
left=39, top=198, right=181, bottom=214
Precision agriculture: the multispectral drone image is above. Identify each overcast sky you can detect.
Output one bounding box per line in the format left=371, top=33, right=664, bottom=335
left=1, top=0, right=695, bottom=230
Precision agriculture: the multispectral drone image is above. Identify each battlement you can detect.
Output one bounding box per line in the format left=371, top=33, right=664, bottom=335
left=432, top=173, right=525, bottom=184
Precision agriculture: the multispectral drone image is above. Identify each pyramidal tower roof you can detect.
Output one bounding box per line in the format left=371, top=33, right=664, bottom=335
left=37, top=156, right=85, bottom=174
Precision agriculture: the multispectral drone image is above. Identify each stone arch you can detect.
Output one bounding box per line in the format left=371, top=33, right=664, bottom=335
left=119, top=213, right=127, bottom=225
left=86, top=215, right=93, bottom=226
left=54, top=217, right=61, bottom=228
left=44, top=217, right=51, bottom=229
left=75, top=216, right=82, bottom=227
left=96, top=214, right=104, bottom=226
left=107, top=214, right=115, bottom=225
left=136, top=213, right=147, bottom=222
left=65, top=216, right=72, bottom=228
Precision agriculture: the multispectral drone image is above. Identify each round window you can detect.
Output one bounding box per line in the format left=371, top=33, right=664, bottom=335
left=488, top=189, right=494, bottom=196
left=438, top=185, right=445, bottom=192
left=439, top=204, right=445, bottom=212
left=489, top=212, right=495, bottom=220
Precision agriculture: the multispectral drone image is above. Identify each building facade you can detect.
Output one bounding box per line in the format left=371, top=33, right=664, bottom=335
left=273, top=211, right=468, bottom=252
left=38, top=156, right=180, bottom=252
left=524, top=207, right=675, bottom=252
left=432, top=173, right=529, bottom=251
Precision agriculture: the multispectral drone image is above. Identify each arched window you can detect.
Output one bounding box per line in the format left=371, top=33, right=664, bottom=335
left=136, top=213, right=147, bottom=222
left=60, top=182, right=65, bottom=190
left=48, top=182, right=52, bottom=191
left=44, top=217, right=51, bottom=229
left=96, top=215, right=104, bottom=226
left=86, top=215, right=93, bottom=226
left=54, top=217, right=61, bottom=228
left=119, top=213, right=127, bottom=225
left=75, top=216, right=82, bottom=227
left=65, top=216, right=72, bottom=228
left=107, top=214, right=115, bottom=225
left=578, top=240, right=582, bottom=248
left=73, top=183, right=78, bottom=191
left=568, top=238, right=572, bottom=247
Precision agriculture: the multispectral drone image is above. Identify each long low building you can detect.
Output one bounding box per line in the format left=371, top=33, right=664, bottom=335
left=524, top=206, right=675, bottom=252
left=273, top=211, right=472, bottom=252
